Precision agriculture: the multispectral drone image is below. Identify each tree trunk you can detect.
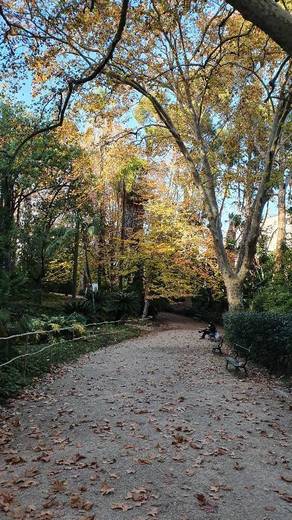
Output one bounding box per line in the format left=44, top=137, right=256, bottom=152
left=227, top=0, right=292, bottom=56
left=72, top=216, right=80, bottom=298
left=224, top=276, right=243, bottom=311
left=0, top=173, right=15, bottom=272
left=81, top=226, right=92, bottom=290
left=275, top=179, right=286, bottom=270
left=119, top=179, right=126, bottom=289
left=142, top=299, right=150, bottom=319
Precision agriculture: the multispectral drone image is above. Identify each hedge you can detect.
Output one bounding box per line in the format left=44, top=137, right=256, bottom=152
left=223, top=311, right=292, bottom=373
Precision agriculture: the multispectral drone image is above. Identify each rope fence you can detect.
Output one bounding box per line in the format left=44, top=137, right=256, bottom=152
left=0, top=317, right=151, bottom=370
left=0, top=317, right=147, bottom=342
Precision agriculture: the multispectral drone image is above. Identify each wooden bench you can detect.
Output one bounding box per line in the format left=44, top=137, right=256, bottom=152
left=209, top=335, right=224, bottom=354
left=226, top=344, right=251, bottom=375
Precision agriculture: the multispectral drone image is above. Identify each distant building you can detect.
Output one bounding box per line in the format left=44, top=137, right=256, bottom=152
left=262, top=215, right=292, bottom=252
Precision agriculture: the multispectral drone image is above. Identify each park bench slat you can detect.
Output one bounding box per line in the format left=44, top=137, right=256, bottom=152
left=225, top=344, right=252, bottom=375
left=211, top=335, right=224, bottom=354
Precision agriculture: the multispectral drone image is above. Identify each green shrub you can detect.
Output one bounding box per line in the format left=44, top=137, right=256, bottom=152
left=64, top=298, right=93, bottom=318
left=94, top=290, right=142, bottom=321
left=0, top=309, right=10, bottom=337
left=252, top=283, right=292, bottom=313
left=223, top=311, right=292, bottom=373
left=71, top=322, right=86, bottom=336
left=0, top=324, right=141, bottom=399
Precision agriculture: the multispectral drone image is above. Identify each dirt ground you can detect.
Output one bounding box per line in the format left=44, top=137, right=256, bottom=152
left=0, top=314, right=292, bottom=520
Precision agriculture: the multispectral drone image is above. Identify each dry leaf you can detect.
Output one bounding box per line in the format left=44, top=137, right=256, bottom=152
left=100, top=482, right=114, bottom=495
left=281, top=475, right=292, bottom=483
left=148, top=507, right=159, bottom=517
left=111, top=503, right=133, bottom=511
left=52, top=480, right=67, bottom=492
left=83, top=501, right=93, bottom=511
left=39, top=513, right=53, bottom=519
left=137, top=458, right=152, bottom=465
left=5, top=455, right=26, bottom=465
left=0, top=492, right=14, bottom=512
left=196, top=493, right=207, bottom=507
left=70, top=494, right=83, bottom=508
left=277, top=492, right=292, bottom=503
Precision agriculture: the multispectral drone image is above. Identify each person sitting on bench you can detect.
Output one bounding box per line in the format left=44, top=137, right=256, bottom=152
left=199, top=322, right=217, bottom=340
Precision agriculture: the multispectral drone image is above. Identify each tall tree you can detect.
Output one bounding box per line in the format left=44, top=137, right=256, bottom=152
left=108, top=0, right=291, bottom=308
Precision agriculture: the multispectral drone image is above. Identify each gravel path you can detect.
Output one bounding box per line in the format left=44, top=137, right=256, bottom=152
left=0, top=315, right=292, bottom=520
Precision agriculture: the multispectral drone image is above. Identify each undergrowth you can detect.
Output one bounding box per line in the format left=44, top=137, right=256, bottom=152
left=0, top=324, right=142, bottom=400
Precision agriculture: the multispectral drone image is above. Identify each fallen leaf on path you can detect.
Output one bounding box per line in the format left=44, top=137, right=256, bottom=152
left=43, top=497, right=59, bottom=509
left=83, top=501, right=94, bottom=511
left=233, top=462, right=244, bottom=470
left=39, top=512, right=53, bottom=519
left=281, top=475, right=292, bottom=483
left=90, top=472, right=99, bottom=481
left=189, top=442, right=202, bottom=450
left=100, top=482, right=114, bottom=495
left=24, top=467, right=39, bottom=477
left=137, top=458, right=152, bottom=465
left=126, top=487, right=149, bottom=502
left=5, top=455, right=26, bottom=465
left=0, top=492, right=14, bottom=512
left=36, top=453, right=51, bottom=463
left=52, top=480, right=67, bottom=492
left=112, top=503, right=133, bottom=511
left=276, top=491, right=292, bottom=503
left=70, top=494, right=83, bottom=508
left=196, top=494, right=207, bottom=506
left=196, top=493, right=218, bottom=513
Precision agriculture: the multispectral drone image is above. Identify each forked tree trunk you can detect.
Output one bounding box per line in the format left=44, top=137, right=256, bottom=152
left=224, top=276, right=243, bottom=311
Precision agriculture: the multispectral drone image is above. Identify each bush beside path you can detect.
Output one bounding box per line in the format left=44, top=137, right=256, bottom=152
left=0, top=315, right=291, bottom=519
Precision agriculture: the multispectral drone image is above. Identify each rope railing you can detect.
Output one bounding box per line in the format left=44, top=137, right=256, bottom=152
left=0, top=317, right=151, bottom=370
left=0, top=317, right=151, bottom=343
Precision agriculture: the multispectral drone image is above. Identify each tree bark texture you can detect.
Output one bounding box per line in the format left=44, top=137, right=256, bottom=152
left=275, top=178, right=287, bottom=269
left=227, top=0, right=292, bottom=56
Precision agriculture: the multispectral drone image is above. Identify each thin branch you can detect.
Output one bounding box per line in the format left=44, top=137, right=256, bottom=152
left=1, top=0, right=129, bottom=160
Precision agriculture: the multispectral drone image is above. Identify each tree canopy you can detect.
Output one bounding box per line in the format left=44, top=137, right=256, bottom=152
left=0, top=0, right=291, bottom=314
